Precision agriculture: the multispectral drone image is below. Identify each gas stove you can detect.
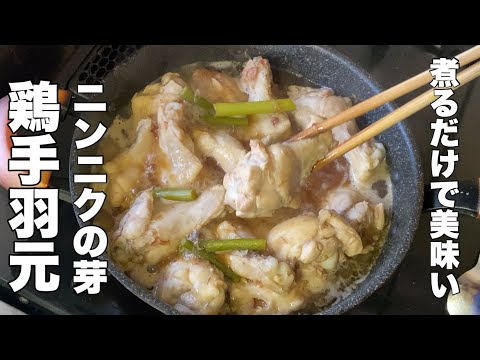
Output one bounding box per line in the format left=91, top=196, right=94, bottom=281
left=0, top=45, right=478, bottom=315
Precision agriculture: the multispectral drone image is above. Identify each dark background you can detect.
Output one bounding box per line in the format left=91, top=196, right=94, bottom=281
left=0, top=45, right=478, bottom=314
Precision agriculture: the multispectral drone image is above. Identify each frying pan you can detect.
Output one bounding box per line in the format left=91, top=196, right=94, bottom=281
left=67, top=45, right=479, bottom=315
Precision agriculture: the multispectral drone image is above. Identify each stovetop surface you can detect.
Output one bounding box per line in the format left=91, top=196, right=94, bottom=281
left=1, top=45, right=479, bottom=315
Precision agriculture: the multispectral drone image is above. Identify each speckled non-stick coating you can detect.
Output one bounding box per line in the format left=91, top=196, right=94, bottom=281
left=70, top=45, right=424, bottom=315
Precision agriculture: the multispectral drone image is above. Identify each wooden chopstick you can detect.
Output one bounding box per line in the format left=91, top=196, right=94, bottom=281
left=289, top=45, right=480, bottom=142
left=313, top=59, right=480, bottom=171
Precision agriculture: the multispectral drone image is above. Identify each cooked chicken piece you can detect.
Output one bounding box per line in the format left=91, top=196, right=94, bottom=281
left=108, top=189, right=154, bottom=267
left=331, top=120, right=386, bottom=186
left=267, top=209, right=363, bottom=266
left=132, top=73, right=186, bottom=114
left=103, top=119, right=155, bottom=209
left=226, top=254, right=295, bottom=293
left=324, top=187, right=385, bottom=243
left=288, top=85, right=386, bottom=185
left=154, top=258, right=227, bottom=315
left=131, top=72, right=203, bottom=189
left=225, top=253, right=304, bottom=315
left=234, top=57, right=291, bottom=145
left=224, top=140, right=300, bottom=218
left=267, top=209, right=363, bottom=295
left=190, top=68, right=248, bottom=103
left=318, top=209, right=363, bottom=257
left=216, top=221, right=254, bottom=240
left=143, top=185, right=225, bottom=265
left=104, top=72, right=204, bottom=208
left=130, top=72, right=188, bottom=134
left=347, top=202, right=385, bottom=246
left=224, top=133, right=332, bottom=218
left=266, top=215, right=323, bottom=264
left=230, top=282, right=304, bottom=315
left=157, top=106, right=203, bottom=187
left=288, top=86, right=350, bottom=126
left=113, top=190, right=153, bottom=243
left=297, top=262, right=329, bottom=295
left=193, top=130, right=246, bottom=173
left=242, top=57, right=274, bottom=100
left=323, top=187, right=362, bottom=214
left=112, top=185, right=226, bottom=265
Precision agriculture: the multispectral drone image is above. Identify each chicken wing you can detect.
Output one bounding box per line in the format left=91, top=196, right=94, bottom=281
left=192, top=129, right=246, bottom=173
left=111, top=185, right=226, bottom=266
left=156, top=106, right=203, bottom=187
left=190, top=68, right=248, bottom=103
left=130, top=72, right=188, bottom=134
left=226, top=253, right=304, bottom=314
left=103, top=72, right=203, bottom=208
left=103, top=119, right=156, bottom=209
left=324, top=187, right=385, bottom=244
left=288, top=85, right=386, bottom=185
left=223, top=140, right=300, bottom=218
left=267, top=209, right=363, bottom=295
left=224, top=132, right=332, bottom=218
left=268, top=210, right=362, bottom=266
left=154, top=257, right=227, bottom=315
left=113, top=189, right=153, bottom=243
left=153, top=75, right=204, bottom=188
left=215, top=220, right=255, bottom=240
left=234, top=57, right=291, bottom=145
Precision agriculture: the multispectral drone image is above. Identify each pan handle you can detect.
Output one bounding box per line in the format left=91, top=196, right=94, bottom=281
left=423, top=179, right=480, bottom=219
